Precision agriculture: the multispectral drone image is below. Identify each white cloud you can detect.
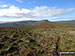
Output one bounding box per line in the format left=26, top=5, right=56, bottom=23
left=0, top=6, right=31, bottom=16
left=0, top=4, right=8, bottom=8
left=2, top=5, right=8, bottom=7
left=33, top=6, right=75, bottom=17
left=16, top=0, right=23, bottom=3
left=0, top=6, right=75, bottom=21
left=48, top=17, right=75, bottom=22
left=0, top=5, right=32, bottom=21
left=0, top=18, right=30, bottom=22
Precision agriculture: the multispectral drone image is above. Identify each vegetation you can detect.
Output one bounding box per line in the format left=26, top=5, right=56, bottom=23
left=0, top=23, right=75, bottom=56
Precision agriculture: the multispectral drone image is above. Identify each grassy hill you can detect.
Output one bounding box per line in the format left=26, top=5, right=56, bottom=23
left=0, top=21, right=75, bottom=56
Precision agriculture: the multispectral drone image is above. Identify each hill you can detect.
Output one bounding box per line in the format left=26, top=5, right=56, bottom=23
left=0, top=20, right=51, bottom=27
left=57, top=20, right=75, bottom=25
left=0, top=20, right=75, bottom=56
left=0, top=20, right=75, bottom=27
left=0, top=20, right=36, bottom=27
left=0, top=23, right=75, bottom=56
left=0, top=20, right=74, bottom=27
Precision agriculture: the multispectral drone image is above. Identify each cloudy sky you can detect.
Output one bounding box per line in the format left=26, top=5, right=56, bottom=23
left=0, top=0, right=75, bottom=22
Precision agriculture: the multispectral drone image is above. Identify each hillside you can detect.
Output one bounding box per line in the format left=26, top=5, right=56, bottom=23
left=0, top=22, right=75, bottom=56
left=0, top=20, right=75, bottom=27
left=31, top=20, right=51, bottom=25
left=57, top=20, right=75, bottom=25
left=0, top=20, right=51, bottom=27
left=0, top=20, right=36, bottom=27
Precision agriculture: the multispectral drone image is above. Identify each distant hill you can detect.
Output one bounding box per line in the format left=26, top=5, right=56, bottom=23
left=31, top=20, right=51, bottom=25
left=0, top=20, right=51, bottom=27
left=57, top=20, right=75, bottom=25
left=0, top=20, right=75, bottom=27
left=0, top=21, right=36, bottom=27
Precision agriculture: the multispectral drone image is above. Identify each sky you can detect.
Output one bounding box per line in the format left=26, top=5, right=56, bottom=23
left=0, top=0, right=75, bottom=22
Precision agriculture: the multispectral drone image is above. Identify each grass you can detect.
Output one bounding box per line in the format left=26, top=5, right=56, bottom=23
left=0, top=23, right=75, bottom=56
